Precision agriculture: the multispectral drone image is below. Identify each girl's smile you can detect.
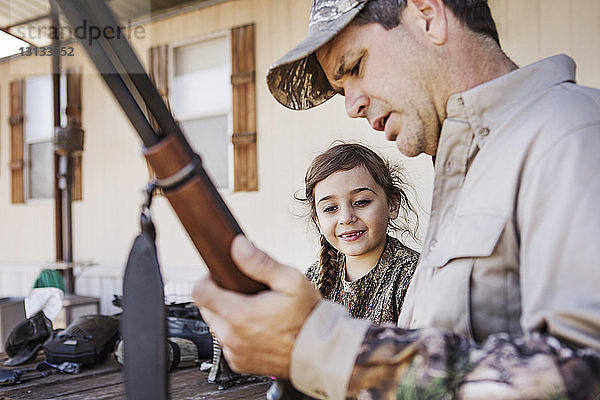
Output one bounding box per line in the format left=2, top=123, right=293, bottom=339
left=338, top=230, right=366, bottom=241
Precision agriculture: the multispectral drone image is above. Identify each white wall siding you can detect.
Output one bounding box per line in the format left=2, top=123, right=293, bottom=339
left=490, top=0, right=600, bottom=89
left=0, top=262, right=206, bottom=316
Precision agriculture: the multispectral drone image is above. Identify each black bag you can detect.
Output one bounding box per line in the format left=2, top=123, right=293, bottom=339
left=166, top=313, right=212, bottom=359
left=113, top=301, right=213, bottom=370
left=43, top=315, right=119, bottom=367
left=4, top=311, right=53, bottom=366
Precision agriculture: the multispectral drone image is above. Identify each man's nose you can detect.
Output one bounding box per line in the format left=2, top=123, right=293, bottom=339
left=344, top=86, right=369, bottom=118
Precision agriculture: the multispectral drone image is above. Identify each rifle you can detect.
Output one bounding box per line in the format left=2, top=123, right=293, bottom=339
left=51, top=1, right=266, bottom=398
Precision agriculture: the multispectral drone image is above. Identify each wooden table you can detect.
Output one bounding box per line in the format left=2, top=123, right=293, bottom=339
left=0, top=353, right=270, bottom=400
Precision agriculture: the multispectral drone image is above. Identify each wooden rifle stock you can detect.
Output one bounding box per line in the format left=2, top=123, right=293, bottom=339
left=143, top=135, right=266, bottom=294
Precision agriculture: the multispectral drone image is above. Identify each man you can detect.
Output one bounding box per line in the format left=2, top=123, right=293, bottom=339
left=194, top=0, right=600, bottom=398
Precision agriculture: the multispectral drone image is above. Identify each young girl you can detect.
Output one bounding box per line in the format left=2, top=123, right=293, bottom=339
left=301, top=142, right=420, bottom=324
left=267, top=143, right=421, bottom=400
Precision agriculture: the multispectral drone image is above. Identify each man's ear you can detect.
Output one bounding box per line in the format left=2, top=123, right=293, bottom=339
left=406, top=0, right=448, bottom=45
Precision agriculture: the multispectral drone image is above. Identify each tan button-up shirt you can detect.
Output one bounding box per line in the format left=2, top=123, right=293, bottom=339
left=291, top=54, right=600, bottom=399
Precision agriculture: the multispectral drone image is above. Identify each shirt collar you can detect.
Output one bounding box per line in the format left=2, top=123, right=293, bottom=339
left=445, top=54, right=576, bottom=140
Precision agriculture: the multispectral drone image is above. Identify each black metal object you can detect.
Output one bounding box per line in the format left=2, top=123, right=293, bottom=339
left=54, top=126, right=84, bottom=155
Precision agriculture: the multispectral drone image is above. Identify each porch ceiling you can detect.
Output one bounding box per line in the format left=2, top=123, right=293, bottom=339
left=0, top=0, right=230, bottom=47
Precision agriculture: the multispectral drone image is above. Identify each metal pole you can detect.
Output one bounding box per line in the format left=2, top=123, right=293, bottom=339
left=58, top=153, right=75, bottom=293
left=51, top=4, right=64, bottom=267
left=51, top=2, right=75, bottom=293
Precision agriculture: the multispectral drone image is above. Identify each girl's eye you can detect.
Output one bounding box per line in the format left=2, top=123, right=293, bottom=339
left=354, top=199, right=371, bottom=207
left=323, top=205, right=337, bottom=213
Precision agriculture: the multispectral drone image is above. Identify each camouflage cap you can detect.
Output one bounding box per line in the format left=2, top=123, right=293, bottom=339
left=266, top=0, right=371, bottom=110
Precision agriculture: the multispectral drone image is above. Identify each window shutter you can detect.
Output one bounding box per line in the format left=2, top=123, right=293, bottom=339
left=65, top=67, right=83, bottom=201
left=9, top=80, right=25, bottom=204
left=231, top=24, right=258, bottom=191
left=148, top=44, right=169, bottom=101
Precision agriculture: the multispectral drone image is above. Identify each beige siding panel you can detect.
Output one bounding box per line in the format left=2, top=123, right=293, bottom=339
left=488, top=0, right=509, bottom=45
left=490, top=0, right=600, bottom=88
left=539, top=0, right=572, bottom=58
left=572, top=0, right=600, bottom=88
left=503, top=0, right=541, bottom=64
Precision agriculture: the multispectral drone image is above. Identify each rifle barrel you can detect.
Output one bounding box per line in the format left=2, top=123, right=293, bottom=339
left=52, top=0, right=160, bottom=147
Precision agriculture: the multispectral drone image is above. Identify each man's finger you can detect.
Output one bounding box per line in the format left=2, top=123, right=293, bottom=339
left=230, top=235, right=305, bottom=293
left=199, top=306, right=217, bottom=327
left=192, top=276, right=234, bottom=312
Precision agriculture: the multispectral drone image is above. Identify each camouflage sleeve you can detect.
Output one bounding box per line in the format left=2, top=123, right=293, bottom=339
left=347, top=326, right=600, bottom=400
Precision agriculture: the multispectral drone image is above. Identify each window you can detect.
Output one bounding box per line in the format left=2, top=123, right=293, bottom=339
left=148, top=24, right=258, bottom=192
left=24, top=75, right=55, bottom=199
left=9, top=69, right=82, bottom=204
left=171, top=34, right=232, bottom=189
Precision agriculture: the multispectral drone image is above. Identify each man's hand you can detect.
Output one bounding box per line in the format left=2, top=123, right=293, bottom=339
left=192, top=235, right=321, bottom=378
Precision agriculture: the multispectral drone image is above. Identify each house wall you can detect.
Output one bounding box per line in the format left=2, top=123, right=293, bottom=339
left=0, top=0, right=598, bottom=313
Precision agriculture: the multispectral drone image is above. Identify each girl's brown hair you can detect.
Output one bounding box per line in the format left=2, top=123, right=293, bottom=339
left=297, top=142, right=419, bottom=297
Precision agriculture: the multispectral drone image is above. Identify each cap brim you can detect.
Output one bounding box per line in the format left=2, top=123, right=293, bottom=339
left=4, top=343, right=42, bottom=366
left=266, top=3, right=367, bottom=110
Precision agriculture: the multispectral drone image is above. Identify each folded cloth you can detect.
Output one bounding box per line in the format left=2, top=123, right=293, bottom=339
left=25, top=269, right=65, bottom=321
left=25, top=288, right=64, bottom=321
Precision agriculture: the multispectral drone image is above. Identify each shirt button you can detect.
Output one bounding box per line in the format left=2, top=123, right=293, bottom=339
left=447, top=205, right=456, bottom=218
left=457, top=96, right=464, bottom=106
left=429, top=239, right=438, bottom=252
left=444, top=160, right=453, bottom=173
left=479, top=127, right=490, bottom=136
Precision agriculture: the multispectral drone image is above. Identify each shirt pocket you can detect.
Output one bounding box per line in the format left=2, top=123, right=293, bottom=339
left=412, top=212, right=509, bottom=339
left=420, top=212, right=508, bottom=269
